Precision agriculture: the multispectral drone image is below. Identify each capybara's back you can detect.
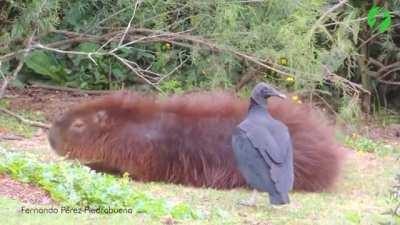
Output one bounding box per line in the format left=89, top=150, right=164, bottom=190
left=48, top=91, right=344, bottom=191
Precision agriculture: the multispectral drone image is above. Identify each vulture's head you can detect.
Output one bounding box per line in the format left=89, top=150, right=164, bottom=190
left=251, top=82, right=286, bottom=106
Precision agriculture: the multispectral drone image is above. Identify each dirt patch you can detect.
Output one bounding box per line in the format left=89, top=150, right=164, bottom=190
left=0, top=174, right=53, bottom=205
left=5, top=86, right=104, bottom=122
left=363, top=124, right=400, bottom=145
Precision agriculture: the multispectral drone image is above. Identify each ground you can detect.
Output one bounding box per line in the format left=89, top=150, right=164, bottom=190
left=0, top=86, right=399, bottom=225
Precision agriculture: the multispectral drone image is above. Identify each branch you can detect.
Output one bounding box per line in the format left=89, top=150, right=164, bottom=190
left=323, top=66, right=370, bottom=95
left=0, top=108, right=50, bottom=129
left=0, top=33, right=35, bottom=99
left=30, top=83, right=114, bottom=95
left=377, top=80, right=400, bottom=85
left=309, top=0, right=348, bottom=36
left=118, top=0, right=141, bottom=46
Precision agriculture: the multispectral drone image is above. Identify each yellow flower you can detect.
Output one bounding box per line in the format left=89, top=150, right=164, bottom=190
left=352, top=133, right=357, bottom=139
left=278, top=57, right=288, bottom=66
left=122, top=172, right=130, bottom=178
left=291, top=95, right=299, bottom=101
left=165, top=43, right=171, bottom=49
left=286, top=76, right=295, bottom=82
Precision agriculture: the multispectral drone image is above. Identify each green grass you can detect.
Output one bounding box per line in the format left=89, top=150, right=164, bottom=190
left=0, top=147, right=199, bottom=220
left=0, top=145, right=399, bottom=224
left=344, top=133, right=400, bottom=157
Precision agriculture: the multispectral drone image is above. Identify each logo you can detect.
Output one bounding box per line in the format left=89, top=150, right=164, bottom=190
left=367, top=5, right=392, bottom=33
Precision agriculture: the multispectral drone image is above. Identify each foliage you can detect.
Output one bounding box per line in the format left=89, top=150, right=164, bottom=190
left=0, top=147, right=201, bottom=220
left=0, top=141, right=399, bottom=224
left=0, top=0, right=330, bottom=90
left=344, top=133, right=400, bottom=156
left=1, top=0, right=400, bottom=113
left=338, top=96, right=363, bottom=125
left=393, top=174, right=400, bottom=218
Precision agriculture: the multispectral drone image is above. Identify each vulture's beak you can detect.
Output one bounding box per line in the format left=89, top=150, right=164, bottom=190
left=271, top=90, right=286, bottom=99
left=276, top=93, right=287, bottom=99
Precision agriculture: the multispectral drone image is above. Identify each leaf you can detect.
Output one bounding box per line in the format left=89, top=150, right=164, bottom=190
left=24, top=50, right=66, bottom=84
left=77, top=42, right=101, bottom=53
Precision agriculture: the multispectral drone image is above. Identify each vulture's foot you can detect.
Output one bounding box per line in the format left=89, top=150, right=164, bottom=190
left=238, top=189, right=257, bottom=207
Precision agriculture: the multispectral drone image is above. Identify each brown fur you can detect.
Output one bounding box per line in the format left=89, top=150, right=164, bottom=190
left=49, top=92, right=344, bottom=192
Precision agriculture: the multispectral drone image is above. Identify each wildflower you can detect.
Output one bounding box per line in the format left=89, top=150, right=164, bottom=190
left=201, top=70, right=207, bottom=75
left=123, top=172, right=130, bottom=178
left=286, top=76, right=295, bottom=82
left=291, top=95, right=299, bottom=101
left=278, top=57, right=288, bottom=66
left=297, top=100, right=302, bottom=104
left=165, top=43, right=171, bottom=49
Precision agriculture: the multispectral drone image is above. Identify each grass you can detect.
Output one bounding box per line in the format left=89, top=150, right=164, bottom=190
left=0, top=147, right=199, bottom=220
left=0, top=106, right=399, bottom=224
left=344, top=133, right=400, bottom=157
left=0, top=145, right=398, bottom=224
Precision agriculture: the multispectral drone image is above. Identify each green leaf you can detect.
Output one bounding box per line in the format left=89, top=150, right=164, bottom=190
left=24, top=50, right=66, bottom=84
left=77, top=42, right=101, bottom=53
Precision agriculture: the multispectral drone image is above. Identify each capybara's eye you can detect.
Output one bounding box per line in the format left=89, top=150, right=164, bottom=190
left=70, top=119, right=85, bottom=132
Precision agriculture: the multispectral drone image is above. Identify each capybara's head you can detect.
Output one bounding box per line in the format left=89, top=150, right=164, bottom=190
left=48, top=92, right=158, bottom=161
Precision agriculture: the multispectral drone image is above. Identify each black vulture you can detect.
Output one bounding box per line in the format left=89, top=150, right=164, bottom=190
left=232, top=82, right=294, bottom=205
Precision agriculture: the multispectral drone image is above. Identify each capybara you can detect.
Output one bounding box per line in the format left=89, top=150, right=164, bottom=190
left=48, top=91, right=344, bottom=192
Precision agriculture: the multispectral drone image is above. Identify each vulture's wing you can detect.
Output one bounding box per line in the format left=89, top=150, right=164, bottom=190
left=239, top=121, right=289, bottom=165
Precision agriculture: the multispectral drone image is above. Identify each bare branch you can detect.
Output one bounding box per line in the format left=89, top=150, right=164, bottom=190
left=0, top=107, right=50, bottom=129
left=111, top=53, right=164, bottom=93
left=30, top=83, right=113, bottom=95
left=0, top=33, right=35, bottom=99
left=309, top=0, right=348, bottom=37
left=158, top=58, right=189, bottom=84
left=118, top=0, right=141, bottom=46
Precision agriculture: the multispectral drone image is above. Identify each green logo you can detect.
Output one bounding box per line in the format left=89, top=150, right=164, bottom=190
left=367, top=5, right=392, bottom=33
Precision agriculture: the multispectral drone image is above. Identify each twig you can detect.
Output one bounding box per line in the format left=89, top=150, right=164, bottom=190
left=368, top=58, right=385, bottom=69
left=309, top=0, right=348, bottom=37
left=0, top=33, right=35, bottom=99
left=377, top=80, right=400, bottom=85
left=378, top=67, right=400, bottom=80
left=311, top=92, right=338, bottom=116
left=157, top=58, right=189, bottom=84
left=0, top=108, right=50, bottom=129
left=323, top=66, right=370, bottom=95
left=30, top=83, right=114, bottom=95
left=111, top=53, right=164, bottom=93
left=118, top=0, right=141, bottom=47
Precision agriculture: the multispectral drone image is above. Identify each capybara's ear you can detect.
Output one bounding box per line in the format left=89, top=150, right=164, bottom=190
left=93, top=110, right=108, bottom=127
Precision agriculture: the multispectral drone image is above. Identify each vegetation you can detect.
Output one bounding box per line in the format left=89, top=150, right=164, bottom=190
left=0, top=147, right=200, bottom=220
left=0, top=142, right=398, bottom=224
left=0, top=0, right=399, bottom=224
left=393, top=174, right=400, bottom=218
left=0, top=0, right=399, bottom=114
left=345, top=133, right=400, bottom=156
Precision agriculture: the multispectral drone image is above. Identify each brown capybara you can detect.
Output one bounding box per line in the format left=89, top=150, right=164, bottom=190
left=48, top=91, right=344, bottom=192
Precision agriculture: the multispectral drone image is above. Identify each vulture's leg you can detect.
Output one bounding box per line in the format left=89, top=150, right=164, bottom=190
left=238, top=189, right=258, bottom=206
